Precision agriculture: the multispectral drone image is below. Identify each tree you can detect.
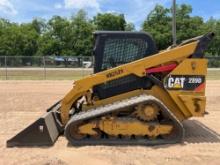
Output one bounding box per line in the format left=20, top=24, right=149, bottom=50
left=142, top=5, right=172, bottom=50
left=201, top=17, right=220, bottom=56
left=0, top=3, right=219, bottom=58
left=175, top=4, right=204, bottom=42
left=31, top=18, right=47, bottom=34
left=125, top=22, right=135, bottom=31
left=142, top=4, right=205, bottom=50
left=0, top=21, right=39, bottom=56
left=37, top=16, right=69, bottom=56
left=94, top=13, right=126, bottom=30
left=68, top=9, right=95, bottom=56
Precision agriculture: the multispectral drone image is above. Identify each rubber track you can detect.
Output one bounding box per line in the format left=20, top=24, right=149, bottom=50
left=65, top=94, right=185, bottom=146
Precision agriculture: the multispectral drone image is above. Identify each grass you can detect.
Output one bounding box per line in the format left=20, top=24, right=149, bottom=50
left=207, top=69, right=220, bottom=80
left=0, top=68, right=219, bottom=80
left=0, top=68, right=92, bottom=80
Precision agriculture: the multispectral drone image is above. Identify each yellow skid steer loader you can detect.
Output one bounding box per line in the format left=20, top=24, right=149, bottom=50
left=7, top=31, right=214, bottom=147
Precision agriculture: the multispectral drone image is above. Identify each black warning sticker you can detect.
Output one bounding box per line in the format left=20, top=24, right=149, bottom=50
left=164, top=75, right=205, bottom=90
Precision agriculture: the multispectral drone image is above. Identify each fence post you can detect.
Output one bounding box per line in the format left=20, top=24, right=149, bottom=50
left=5, top=56, right=8, bottom=80
left=82, top=56, right=84, bottom=77
left=43, top=56, right=46, bottom=80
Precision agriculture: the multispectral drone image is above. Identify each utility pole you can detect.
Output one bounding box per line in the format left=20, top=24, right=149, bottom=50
left=172, top=0, right=177, bottom=46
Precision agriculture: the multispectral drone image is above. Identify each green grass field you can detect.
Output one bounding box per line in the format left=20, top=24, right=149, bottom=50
left=0, top=68, right=219, bottom=80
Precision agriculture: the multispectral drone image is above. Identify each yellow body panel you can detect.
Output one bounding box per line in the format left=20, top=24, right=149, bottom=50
left=60, top=42, right=198, bottom=124
left=166, top=59, right=207, bottom=118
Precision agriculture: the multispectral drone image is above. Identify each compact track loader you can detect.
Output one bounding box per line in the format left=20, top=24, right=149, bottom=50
left=7, top=31, right=214, bottom=147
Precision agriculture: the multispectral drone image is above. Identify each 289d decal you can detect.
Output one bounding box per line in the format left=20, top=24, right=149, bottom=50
left=164, top=75, right=205, bottom=90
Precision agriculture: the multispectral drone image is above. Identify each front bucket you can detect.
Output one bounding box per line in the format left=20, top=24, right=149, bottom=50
left=7, top=111, right=60, bottom=147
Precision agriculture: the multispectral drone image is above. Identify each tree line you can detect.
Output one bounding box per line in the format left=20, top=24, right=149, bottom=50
left=0, top=4, right=219, bottom=57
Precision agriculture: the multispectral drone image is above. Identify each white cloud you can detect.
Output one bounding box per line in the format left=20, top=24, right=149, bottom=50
left=54, top=3, right=63, bottom=9
left=125, top=0, right=170, bottom=29
left=64, top=0, right=100, bottom=11
left=0, top=0, right=17, bottom=15
left=106, top=10, right=119, bottom=14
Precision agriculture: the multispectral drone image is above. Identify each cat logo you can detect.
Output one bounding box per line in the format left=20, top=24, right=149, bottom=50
left=165, top=75, right=205, bottom=90
left=167, top=76, right=186, bottom=89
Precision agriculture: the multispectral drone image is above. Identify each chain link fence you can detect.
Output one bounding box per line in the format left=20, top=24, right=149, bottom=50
left=0, top=56, right=220, bottom=80
left=0, top=56, right=94, bottom=80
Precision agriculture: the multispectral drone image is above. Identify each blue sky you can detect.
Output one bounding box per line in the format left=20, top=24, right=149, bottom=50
left=0, top=0, right=219, bottom=29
